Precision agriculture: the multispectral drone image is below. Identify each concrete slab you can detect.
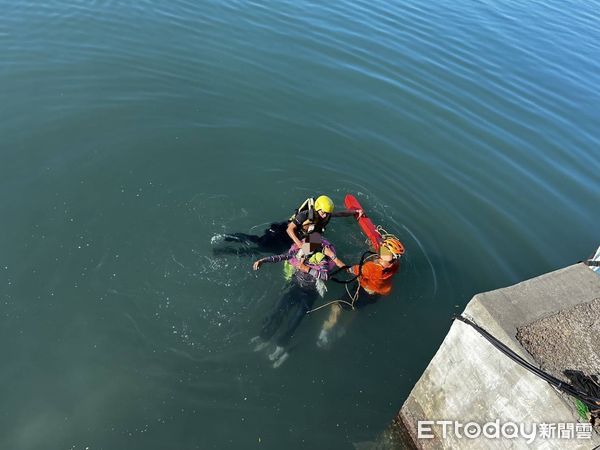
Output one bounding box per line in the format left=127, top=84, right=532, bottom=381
left=389, top=263, right=600, bottom=449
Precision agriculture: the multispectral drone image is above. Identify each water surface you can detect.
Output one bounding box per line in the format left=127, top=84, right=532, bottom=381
left=1, top=0, right=599, bottom=448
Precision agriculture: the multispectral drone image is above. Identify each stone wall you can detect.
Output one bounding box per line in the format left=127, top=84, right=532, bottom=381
left=387, top=264, right=600, bottom=449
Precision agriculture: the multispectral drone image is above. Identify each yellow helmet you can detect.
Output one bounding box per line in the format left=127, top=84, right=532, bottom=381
left=314, top=195, right=334, bottom=214
left=381, top=237, right=405, bottom=257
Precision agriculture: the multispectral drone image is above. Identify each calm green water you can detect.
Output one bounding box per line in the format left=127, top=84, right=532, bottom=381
left=1, top=0, right=599, bottom=448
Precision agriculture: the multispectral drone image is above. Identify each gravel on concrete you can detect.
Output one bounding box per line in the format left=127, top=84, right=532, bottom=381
left=516, top=297, right=600, bottom=379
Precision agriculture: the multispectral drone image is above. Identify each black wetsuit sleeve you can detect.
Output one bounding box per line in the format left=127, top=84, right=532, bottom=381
left=331, top=209, right=358, bottom=217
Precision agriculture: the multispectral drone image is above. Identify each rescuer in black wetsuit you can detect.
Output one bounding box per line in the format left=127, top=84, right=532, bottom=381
left=213, top=195, right=361, bottom=255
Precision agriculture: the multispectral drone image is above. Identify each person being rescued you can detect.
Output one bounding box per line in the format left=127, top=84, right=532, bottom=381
left=250, top=232, right=346, bottom=368
left=213, top=195, right=362, bottom=255
left=317, top=235, right=404, bottom=348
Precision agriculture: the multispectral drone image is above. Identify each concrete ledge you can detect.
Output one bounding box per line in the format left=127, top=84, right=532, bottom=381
left=390, top=263, right=600, bottom=449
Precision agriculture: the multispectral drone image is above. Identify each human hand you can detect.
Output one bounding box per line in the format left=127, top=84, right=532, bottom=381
left=323, top=246, right=336, bottom=259
left=253, top=259, right=263, bottom=271
left=356, top=209, right=364, bottom=218
left=297, top=257, right=310, bottom=272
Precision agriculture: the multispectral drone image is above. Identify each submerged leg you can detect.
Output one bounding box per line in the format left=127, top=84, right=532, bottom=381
left=211, top=246, right=266, bottom=257
left=256, top=221, right=293, bottom=253
left=323, top=304, right=342, bottom=331
left=223, top=233, right=261, bottom=245
left=275, top=287, right=317, bottom=348
left=259, top=288, right=294, bottom=342
left=216, top=222, right=291, bottom=254
left=317, top=304, right=342, bottom=348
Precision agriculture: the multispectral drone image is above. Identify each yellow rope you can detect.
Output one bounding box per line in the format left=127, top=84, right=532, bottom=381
left=306, top=244, right=384, bottom=316
left=306, top=280, right=361, bottom=314
left=307, top=226, right=403, bottom=316
left=305, top=299, right=353, bottom=314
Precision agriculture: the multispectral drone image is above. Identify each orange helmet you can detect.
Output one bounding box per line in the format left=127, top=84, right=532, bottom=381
left=381, top=237, right=405, bottom=257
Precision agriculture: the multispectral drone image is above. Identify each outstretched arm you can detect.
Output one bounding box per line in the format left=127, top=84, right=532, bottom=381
left=253, top=252, right=292, bottom=271
left=323, top=246, right=346, bottom=268
left=331, top=209, right=364, bottom=218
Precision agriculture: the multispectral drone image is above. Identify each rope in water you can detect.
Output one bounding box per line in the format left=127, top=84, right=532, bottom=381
left=328, top=251, right=375, bottom=284
left=305, top=250, right=377, bottom=314
left=306, top=281, right=361, bottom=314
left=306, top=225, right=402, bottom=314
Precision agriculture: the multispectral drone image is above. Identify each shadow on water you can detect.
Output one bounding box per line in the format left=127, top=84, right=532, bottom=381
left=211, top=246, right=268, bottom=258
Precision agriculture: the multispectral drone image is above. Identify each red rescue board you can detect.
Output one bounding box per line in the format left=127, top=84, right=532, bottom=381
left=344, top=194, right=382, bottom=250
